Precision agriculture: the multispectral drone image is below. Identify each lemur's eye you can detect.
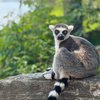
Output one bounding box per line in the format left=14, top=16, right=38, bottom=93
left=55, top=30, right=59, bottom=35
left=62, top=30, right=68, bottom=35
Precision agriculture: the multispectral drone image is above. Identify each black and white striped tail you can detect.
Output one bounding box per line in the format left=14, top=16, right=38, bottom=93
left=48, top=78, right=69, bottom=100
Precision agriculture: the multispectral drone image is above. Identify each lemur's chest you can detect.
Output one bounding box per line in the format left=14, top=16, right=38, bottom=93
left=59, top=37, right=80, bottom=52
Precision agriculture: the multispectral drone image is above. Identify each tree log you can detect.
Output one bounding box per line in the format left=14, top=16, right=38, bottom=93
left=0, top=73, right=100, bottom=100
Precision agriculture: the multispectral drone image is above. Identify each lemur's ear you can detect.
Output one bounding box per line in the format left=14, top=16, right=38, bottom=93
left=68, top=25, right=74, bottom=32
left=49, top=25, right=55, bottom=31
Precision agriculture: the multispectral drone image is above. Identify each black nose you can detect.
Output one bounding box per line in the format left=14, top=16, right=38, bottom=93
left=57, top=34, right=64, bottom=40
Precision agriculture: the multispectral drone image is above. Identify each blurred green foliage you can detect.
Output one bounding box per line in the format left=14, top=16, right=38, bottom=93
left=0, top=0, right=100, bottom=78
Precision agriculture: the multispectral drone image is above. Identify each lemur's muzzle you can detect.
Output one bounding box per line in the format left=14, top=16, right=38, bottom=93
left=57, top=34, right=64, bottom=40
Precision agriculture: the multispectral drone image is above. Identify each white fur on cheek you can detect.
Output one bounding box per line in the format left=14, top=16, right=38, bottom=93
left=64, top=33, right=70, bottom=39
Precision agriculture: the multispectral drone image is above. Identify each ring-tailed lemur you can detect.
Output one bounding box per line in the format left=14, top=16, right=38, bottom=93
left=44, top=23, right=99, bottom=100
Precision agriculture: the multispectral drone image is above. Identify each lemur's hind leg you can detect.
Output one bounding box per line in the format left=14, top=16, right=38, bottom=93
left=55, top=47, right=94, bottom=79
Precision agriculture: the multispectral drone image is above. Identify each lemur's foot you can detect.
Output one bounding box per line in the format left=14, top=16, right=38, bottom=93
left=43, top=69, right=55, bottom=80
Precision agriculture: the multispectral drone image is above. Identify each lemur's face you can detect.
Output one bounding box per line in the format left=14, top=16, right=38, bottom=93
left=49, top=24, right=74, bottom=41
left=54, top=27, right=68, bottom=40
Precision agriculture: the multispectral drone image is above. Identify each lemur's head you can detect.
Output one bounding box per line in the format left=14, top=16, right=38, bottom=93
left=49, top=23, right=74, bottom=41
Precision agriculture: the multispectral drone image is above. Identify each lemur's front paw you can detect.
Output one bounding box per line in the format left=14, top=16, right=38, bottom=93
left=43, top=69, right=56, bottom=80
left=43, top=69, right=53, bottom=80
left=44, top=73, right=52, bottom=79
